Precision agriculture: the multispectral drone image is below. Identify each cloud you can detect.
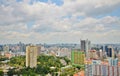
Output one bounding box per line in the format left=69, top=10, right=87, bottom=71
left=0, top=0, right=120, bottom=44
left=62, top=0, right=120, bottom=16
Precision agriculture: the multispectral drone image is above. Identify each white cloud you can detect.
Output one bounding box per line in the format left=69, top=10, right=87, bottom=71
left=0, top=0, right=120, bottom=44
left=62, top=0, right=120, bottom=16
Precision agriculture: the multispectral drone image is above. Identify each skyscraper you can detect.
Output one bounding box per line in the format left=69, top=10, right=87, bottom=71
left=81, top=39, right=91, bottom=59
left=105, top=46, right=114, bottom=58
left=18, top=42, right=25, bottom=52
left=108, top=46, right=114, bottom=58
left=26, top=46, right=38, bottom=68
left=81, top=40, right=86, bottom=51
left=37, top=46, right=41, bottom=56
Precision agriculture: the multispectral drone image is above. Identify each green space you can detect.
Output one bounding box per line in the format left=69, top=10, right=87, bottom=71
left=0, top=54, right=85, bottom=76
left=6, top=55, right=78, bottom=76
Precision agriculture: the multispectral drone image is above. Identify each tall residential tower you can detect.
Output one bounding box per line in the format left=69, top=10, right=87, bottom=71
left=26, top=46, right=38, bottom=68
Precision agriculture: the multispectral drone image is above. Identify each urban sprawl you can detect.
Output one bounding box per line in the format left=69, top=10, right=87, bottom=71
left=0, top=40, right=120, bottom=76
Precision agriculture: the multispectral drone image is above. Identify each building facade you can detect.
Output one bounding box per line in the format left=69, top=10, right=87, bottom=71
left=105, top=46, right=115, bottom=58
left=71, top=51, right=85, bottom=65
left=81, top=39, right=91, bottom=59
left=26, top=46, right=38, bottom=68
left=108, top=46, right=114, bottom=58
left=3, top=45, right=9, bottom=52
left=108, top=58, right=118, bottom=66
left=89, top=50, right=98, bottom=60
left=85, top=64, right=120, bottom=76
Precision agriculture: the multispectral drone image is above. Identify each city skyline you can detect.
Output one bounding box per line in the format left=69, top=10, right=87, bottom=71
left=0, top=0, right=120, bottom=44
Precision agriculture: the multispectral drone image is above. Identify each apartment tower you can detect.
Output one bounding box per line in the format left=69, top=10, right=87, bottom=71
left=26, top=46, right=38, bottom=68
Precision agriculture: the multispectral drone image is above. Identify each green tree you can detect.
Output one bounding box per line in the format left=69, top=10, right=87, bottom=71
left=0, top=71, right=4, bottom=76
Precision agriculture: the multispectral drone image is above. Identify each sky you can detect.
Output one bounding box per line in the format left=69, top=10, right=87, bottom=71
left=0, top=0, right=120, bottom=44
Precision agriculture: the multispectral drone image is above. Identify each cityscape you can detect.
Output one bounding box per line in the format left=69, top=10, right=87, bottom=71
left=0, top=41, right=120, bottom=76
left=0, top=0, right=120, bottom=76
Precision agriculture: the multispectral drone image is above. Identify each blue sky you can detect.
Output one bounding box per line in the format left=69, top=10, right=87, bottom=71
left=0, top=0, right=120, bottom=44
left=16, top=0, right=63, bottom=6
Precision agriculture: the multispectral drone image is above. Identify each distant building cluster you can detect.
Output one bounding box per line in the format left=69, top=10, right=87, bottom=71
left=80, top=39, right=120, bottom=76
left=71, top=39, right=120, bottom=76
left=0, top=42, right=26, bottom=58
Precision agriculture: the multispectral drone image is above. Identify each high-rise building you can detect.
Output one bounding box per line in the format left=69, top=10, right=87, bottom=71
left=37, top=46, right=41, bottom=56
left=81, top=39, right=91, bottom=59
left=0, top=45, right=3, bottom=51
left=104, top=45, right=115, bottom=58
left=71, top=51, right=85, bottom=65
left=26, top=46, right=38, bottom=68
left=81, top=40, right=86, bottom=51
left=3, top=45, right=9, bottom=52
left=18, top=42, right=25, bottom=52
left=107, top=46, right=114, bottom=58
left=85, top=64, right=120, bottom=76
left=85, top=60, right=101, bottom=76
left=108, top=58, right=118, bottom=66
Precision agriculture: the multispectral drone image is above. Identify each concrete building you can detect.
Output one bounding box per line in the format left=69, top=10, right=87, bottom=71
left=4, top=52, right=12, bottom=59
left=85, top=64, right=92, bottom=76
left=98, top=49, right=104, bottom=59
left=108, top=58, right=118, bottom=66
left=85, top=64, right=120, bottom=76
left=92, top=60, right=101, bottom=65
left=71, top=51, right=85, bottom=65
left=81, top=39, right=91, bottom=59
left=26, top=46, right=38, bottom=68
left=37, top=46, right=41, bottom=55
left=89, top=50, right=98, bottom=60
left=57, top=48, right=71, bottom=59
left=3, top=45, right=9, bottom=52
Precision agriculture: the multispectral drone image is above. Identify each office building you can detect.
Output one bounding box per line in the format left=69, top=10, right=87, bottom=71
left=105, top=46, right=114, bottom=58
left=107, top=46, right=114, bottom=58
left=26, top=46, right=38, bottom=68
left=81, top=39, right=91, bottom=59
left=71, top=51, right=85, bottom=65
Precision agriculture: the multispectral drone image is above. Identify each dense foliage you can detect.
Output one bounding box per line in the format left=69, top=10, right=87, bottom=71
left=7, top=55, right=74, bottom=76
left=0, top=69, right=4, bottom=76
left=9, top=56, right=25, bottom=67
left=0, top=57, right=8, bottom=61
